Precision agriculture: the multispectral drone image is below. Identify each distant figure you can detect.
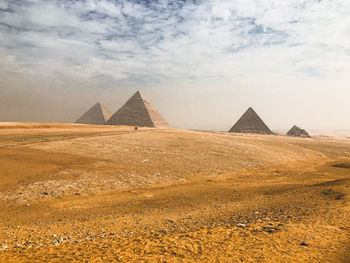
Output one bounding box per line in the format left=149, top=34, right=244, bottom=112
left=134, top=126, right=138, bottom=130
left=287, top=125, right=311, bottom=138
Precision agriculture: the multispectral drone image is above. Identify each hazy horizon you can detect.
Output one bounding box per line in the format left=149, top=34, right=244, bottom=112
left=1, top=0, right=349, bottom=131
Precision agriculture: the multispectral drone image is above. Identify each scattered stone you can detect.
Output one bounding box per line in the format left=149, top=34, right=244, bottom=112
left=300, top=242, right=308, bottom=246
left=237, top=223, right=246, bottom=228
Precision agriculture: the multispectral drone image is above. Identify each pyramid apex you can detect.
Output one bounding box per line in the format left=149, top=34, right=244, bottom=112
left=132, top=90, right=144, bottom=99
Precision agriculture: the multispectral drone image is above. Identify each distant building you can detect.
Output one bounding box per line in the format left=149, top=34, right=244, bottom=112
left=287, top=125, right=311, bottom=138
left=107, top=91, right=170, bottom=128
left=75, top=102, right=112, bottom=125
left=229, top=107, right=273, bottom=134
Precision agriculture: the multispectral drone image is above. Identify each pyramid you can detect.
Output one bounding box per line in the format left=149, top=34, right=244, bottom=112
left=229, top=107, right=273, bottom=134
left=107, top=91, right=170, bottom=128
left=287, top=125, right=311, bottom=138
left=75, top=102, right=112, bottom=125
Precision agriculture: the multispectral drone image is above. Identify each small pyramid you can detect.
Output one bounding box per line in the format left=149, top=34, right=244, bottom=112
left=75, top=102, right=112, bottom=125
left=229, top=107, right=273, bottom=134
left=287, top=125, right=311, bottom=138
left=107, top=91, right=170, bottom=128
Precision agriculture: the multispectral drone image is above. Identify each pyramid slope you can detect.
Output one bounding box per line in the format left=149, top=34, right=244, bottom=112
left=229, top=107, right=272, bottom=134
left=107, top=91, right=170, bottom=128
left=287, top=125, right=311, bottom=138
left=75, top=102, right=112, bottom=125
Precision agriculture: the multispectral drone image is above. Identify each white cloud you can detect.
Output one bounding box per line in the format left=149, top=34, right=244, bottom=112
left=0, top=1, right=8, bottom=9
left=1, top=0, right=350, bottom=84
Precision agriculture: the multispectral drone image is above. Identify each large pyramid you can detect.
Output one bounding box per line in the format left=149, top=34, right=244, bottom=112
left=287, top=125, right=311, bottom=138
left=107, top=91, right=170, bottom=128
left=229, top=107, right=273, bottom=134
left=75, top=102, right=112, bottom=125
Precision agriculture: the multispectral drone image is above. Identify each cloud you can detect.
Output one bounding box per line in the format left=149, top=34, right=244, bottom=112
left=1, top=0, right=349, bottom=85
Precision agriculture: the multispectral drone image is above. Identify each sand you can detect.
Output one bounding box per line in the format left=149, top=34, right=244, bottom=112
left=0, top=123, right=349, bottom=262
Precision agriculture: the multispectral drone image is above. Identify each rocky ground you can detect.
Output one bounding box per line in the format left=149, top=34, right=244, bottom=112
left=0, top=123, right=349, bottom=262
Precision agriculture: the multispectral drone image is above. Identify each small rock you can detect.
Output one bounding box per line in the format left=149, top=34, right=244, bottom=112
left=263, top=227, right=277, bottom=233
left=300, top=242, right=308, bottom=246
left=0, top=245, right=9, bottom=251
left=237, top=223, right=246, bottom=228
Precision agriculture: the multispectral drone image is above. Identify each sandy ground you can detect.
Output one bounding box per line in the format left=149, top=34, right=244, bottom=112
left=0, top=122, right=349, bottom=262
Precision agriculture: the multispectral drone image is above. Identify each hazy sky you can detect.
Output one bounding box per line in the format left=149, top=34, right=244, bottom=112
left=0, top=0, right=349, bottom=131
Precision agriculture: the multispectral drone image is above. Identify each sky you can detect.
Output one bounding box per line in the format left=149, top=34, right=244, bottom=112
left=0, top=0, right=349, bottom=131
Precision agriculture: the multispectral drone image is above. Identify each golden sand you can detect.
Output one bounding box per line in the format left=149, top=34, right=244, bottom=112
left=0, top=123, right=349, bottom=262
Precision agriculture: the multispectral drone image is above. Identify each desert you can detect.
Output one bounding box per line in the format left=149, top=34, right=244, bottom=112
left=0, top=122, right=349, bottom=262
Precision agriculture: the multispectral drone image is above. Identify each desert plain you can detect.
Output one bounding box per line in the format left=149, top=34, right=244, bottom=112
left=0, top=123, right=349, bottom=262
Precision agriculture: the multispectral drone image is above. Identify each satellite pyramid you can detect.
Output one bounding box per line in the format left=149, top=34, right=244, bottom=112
left=75, top=102, right=112, bottom=125
left=287, top=125, right=311, bottom=138
left=229, top=107, right=273, bottom=134
left=107, top=91, right=170, bottom=128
